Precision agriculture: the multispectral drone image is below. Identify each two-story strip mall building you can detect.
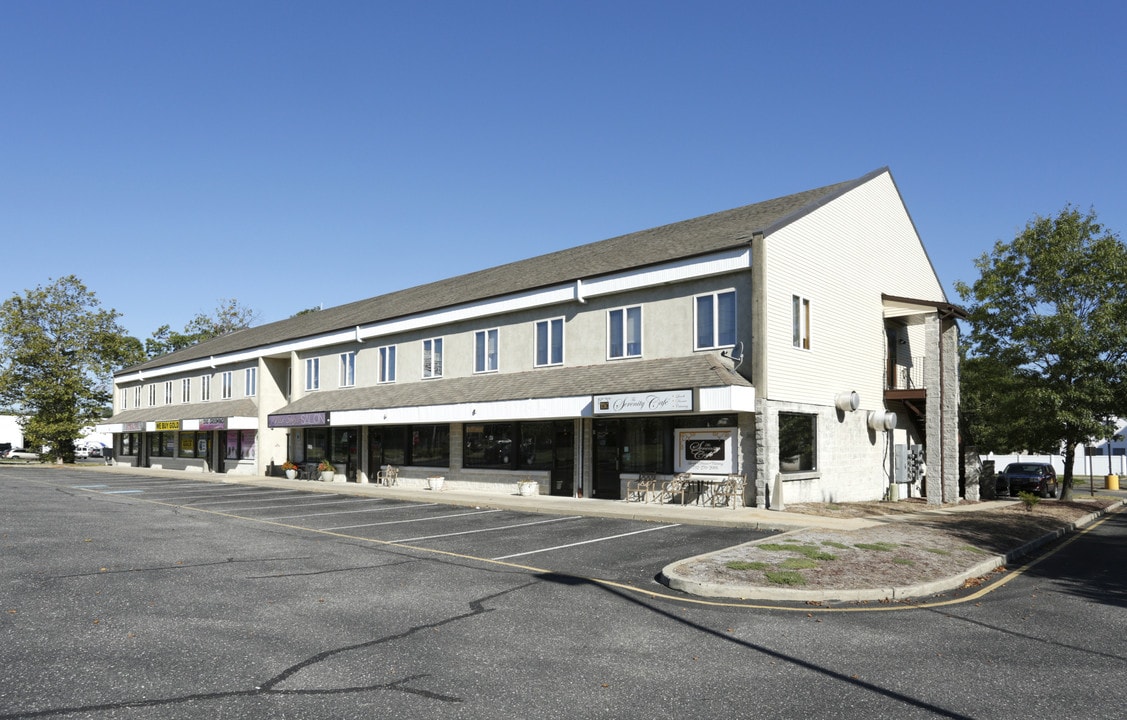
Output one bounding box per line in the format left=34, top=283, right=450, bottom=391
left=98, top=167, right=965, bottom=505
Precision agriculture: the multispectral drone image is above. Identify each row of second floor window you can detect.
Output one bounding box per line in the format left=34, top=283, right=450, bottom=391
left=120, top=367, right=257, bottom=410
left=119, top=290, right=739, bottom=410
left=301, top=290, right=737, bottom=390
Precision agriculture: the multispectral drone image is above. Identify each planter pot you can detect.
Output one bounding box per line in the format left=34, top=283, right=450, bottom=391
left=320, top=471, right=334, bottom=482
left=518, top=481, right=539, bottom=497
left=428, top=476, right=445, bottom=491
left=285, top=470, right=297, bottom=480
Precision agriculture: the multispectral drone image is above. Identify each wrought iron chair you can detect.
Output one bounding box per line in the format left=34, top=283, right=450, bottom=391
left=625, top=472, right=658, bottom=503
left=710, top=473, right=747, bottom=509
left=376, top=465, right=398, bottom=486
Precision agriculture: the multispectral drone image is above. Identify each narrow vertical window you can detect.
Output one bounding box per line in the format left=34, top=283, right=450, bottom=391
left=608, top=306, right=642, bottom=359
left=245, top=367, right=257, bottom=397
left=133, top=386, right=141, bottom=408
left=221, top=372, right=233, bottom=400
left=695, top=290, right=737, bottom=350
left=339, top=352, right=356, bottom=387
left=378, top=345, right=397, bottom=383
left=121, top=389, right=128, bottom=410
left=200, top=375, right=211, bottom=402
left=792, top=295, right=811, bottom=350
left=149, top=384, right=157, bottom=406
left=423, top=338, right=443, bottom=378
left=535, top=318, right=564, bottom=366
left=164, top=381, right=173, bottom=404
left=305, top=358, right=320, bottom=391
left=474, top=329, right=499, bottom=373
left=181, top=378, right=191, bottom=403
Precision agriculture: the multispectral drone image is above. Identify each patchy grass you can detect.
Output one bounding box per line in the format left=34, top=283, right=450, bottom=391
left=758, top=543, right=837, bottom=561
left=925, top=548, right=952, bottom=556
left=725, top=560, right=768, bottom=571
left=892, top=558, right=916, bottom=566
left=764, top=570, right=807, bottom=586
left=821, top=541, right=850, bottom=550
left=780, top=558, right=820, bottom=570
left=854, top=542, right=897, bottom=552
left=960, top=545, right=989, bottom=554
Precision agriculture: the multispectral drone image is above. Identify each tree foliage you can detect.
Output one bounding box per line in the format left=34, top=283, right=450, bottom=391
left=0, top=276, right=144, bottom=462
left=956, top=205, right=1127, bottom=499
left=144, top=298, right=259, bottom=358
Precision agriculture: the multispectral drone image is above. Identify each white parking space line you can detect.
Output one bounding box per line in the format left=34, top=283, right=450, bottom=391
left=491, top=523, right=681, bottom=561
left=323, top=508, right=503, bottom=531
left=183, top=490, right=303, bottom=505
left=392, top=515, right=582, bottom=543
left=269, top=502, right=439, bottom=520
left=217, top=497, right=376, bottom=512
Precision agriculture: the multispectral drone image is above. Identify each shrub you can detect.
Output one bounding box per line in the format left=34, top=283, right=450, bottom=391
left=1018, top=491, right=1041, bottom=511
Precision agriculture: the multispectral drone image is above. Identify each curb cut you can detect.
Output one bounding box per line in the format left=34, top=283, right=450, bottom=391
left=660, top=498, right=1126, bottom=603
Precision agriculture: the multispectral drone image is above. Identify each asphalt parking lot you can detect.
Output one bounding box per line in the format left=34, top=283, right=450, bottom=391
left=49, top=468, right=770, bottom=591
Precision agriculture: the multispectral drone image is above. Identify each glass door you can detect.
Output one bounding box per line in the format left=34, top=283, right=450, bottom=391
left=592, top=420, right=621, bottom=499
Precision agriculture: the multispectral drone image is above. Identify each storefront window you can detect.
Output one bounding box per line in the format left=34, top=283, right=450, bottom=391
left=779, top=413, right=816, bottom=472
left=464, top=423, right=513, bottom=469
left=620, top=417, right=668, bottom=473
left=409, top=425, right=449, bottom=467
left=519, top=421, right=556, bottom=471
left=369, top=425, right=449, bottom=468
left=224, top=430, right=257, bottom=461
left=180, top=432, right=197, bottom=458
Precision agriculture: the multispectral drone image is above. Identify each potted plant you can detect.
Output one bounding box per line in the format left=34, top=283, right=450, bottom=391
left=517, top=477, right=539, bottom=496
left=281, top=460, right=299, bottom=480
left=318, top=459, right=336, bottom=482
left=427, top=475, right=445, bottom=491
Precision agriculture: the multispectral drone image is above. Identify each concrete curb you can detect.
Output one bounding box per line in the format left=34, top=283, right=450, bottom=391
left=660, top=498, right=1127, bottom=603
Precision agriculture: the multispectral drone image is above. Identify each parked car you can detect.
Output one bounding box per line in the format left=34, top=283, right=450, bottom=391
left=3, top=447, right=39, bottom=461
left=997, top=462, right=1058, bottom=498
left=74, top=446, right=89, bottom=459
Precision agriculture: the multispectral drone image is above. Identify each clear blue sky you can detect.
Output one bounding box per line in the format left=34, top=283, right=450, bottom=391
left=2, top=1, right=1124, bottom=341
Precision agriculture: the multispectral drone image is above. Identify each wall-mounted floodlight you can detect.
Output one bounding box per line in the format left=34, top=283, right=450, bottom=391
left=834, top=391, right=860, bottom=412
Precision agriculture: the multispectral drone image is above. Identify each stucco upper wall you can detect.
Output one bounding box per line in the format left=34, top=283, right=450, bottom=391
left=762, top=171, right=946, bottom=408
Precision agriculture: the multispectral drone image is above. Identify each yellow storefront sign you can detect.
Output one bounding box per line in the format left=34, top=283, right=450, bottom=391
left=156, top=421, right=180, bottom=431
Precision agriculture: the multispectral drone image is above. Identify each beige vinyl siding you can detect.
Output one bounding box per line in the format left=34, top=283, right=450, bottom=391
left=763, top=172, right=944, bottom=409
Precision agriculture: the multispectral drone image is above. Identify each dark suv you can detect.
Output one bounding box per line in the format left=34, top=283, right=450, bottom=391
left=996, top=462, right=1058, bottom=498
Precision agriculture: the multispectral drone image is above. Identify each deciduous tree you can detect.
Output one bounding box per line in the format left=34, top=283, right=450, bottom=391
left=0, top=276, right=143, bottom=462
left=956, top=206, right=1127, bottom=500
left=144, top=298, right=259, bottom=357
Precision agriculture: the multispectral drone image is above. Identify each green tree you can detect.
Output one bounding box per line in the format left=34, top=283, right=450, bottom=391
left=145, top=298, right=259, bottom=358
left=0, top=276, right=144, bottom=462
left=956, top=206, right=1127, bottom=500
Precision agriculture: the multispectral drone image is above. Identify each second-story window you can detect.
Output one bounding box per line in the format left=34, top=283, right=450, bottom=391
left=695, top=290, right=737, bottom=350
left=423, top=338, right=443, bottom=378
left=121, top=388, right=128, bottom=410
left=221, top=371, right=233, bottom=399
left=340, top=352, right=355, bottom=387
left=535, top=318, right=563, bottom=367
left=306, top=358, right=320, bottom=391
left=245, top=367, right=257, bottom=397
left=148, top=384, right=156, bottom=406
left=474, top=329, right=499, bottom=373
left=164, top=381, right=173, bottom=405
left=378, top=345, right=397, bottom=383
left=181, top=378, right=191, bottom=403
left=608, top=305, right=642, bottom=359
left=793, top=295, right=811, bottom=350
left=134, top=386, right=142, bottom=408
left=200, top=375, right=211, bottom=402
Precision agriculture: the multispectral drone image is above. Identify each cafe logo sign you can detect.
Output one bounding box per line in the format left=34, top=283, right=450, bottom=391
left=593, top=389, right=692, bottom=416
left=675, top=429, right=735, bottom=474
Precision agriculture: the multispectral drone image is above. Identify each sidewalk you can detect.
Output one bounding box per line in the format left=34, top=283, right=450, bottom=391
left=81, top=463, right=873, bottom=533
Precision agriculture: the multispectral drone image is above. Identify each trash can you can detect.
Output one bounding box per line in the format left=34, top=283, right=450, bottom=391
left=1106, top=474, right=1120, bottom=490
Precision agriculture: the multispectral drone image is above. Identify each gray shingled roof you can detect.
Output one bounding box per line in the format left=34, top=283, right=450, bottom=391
left=276, top=354, right=750, bottom=416
left=104, top=398, right=258, bottom=425
left=125, top=168, right=885, bottom=374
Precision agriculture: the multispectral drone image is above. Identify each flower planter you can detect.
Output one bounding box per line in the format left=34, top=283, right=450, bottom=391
left=517, top=480, right=539, bottom=497
left=428, top=476, right=445, bottom=491
left=320, top=471, right=334, bottom=482
left=285, top=470, right=297, bottom=480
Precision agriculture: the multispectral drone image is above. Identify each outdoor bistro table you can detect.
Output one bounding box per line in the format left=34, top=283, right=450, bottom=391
left=665, top=473, right=724, bottom=505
